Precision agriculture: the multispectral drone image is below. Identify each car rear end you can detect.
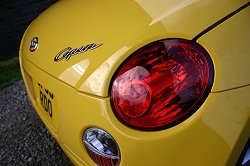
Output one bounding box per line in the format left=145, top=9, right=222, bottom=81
left=19, top=0, right=250, bottom=165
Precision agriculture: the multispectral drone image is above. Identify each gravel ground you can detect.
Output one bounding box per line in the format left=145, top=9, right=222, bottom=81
left=0, top=80, right=73, bottom=165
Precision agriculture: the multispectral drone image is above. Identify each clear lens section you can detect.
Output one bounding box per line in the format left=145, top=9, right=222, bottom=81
left=112, top=66, right=152, bottom=118
left=84, top=128, right=120, bottom=166
left=111, top=39, right=214, bottom=130
left=242, top=146, right=250, bottom=165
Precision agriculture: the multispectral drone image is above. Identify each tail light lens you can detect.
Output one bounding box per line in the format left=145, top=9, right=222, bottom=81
left=110, top=38, right=214, bottom=130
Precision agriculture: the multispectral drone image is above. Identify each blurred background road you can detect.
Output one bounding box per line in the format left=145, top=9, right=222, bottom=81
left=0, top=80, right=72, bottom=165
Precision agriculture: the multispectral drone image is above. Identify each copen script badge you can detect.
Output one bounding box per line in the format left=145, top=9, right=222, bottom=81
left=54, top=43, right=103, bottom=62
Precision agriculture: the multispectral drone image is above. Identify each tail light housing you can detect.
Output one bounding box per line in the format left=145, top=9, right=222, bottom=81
left=110, top=38, right=214, bottom=130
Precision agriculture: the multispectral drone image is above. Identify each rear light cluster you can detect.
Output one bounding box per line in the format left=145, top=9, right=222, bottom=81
left=111, top=38, right=214, bottom=130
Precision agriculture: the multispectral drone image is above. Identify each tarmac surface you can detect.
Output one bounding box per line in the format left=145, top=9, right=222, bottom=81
left=0, top=80, right=72, bottom=165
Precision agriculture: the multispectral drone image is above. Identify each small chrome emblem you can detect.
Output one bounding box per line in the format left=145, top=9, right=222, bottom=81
left=29, top=37, right=39, bottom=52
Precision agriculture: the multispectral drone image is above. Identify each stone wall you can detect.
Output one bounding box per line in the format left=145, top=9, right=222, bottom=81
left=0, top=0, right=58, bottom=61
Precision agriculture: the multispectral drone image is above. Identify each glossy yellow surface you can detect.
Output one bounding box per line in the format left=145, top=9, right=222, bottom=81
left=198, top=7, right=250, bottom=92
left=21, top=0, right=247, bottom=97
left=19, top=0, right=250, bottom=165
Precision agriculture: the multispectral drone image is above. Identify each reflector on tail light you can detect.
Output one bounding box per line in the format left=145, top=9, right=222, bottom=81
left=110, top=38, right=214, bottom=130
left=84, top=128, right=120, bottom=166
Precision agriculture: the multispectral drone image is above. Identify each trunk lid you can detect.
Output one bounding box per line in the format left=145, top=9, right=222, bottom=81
left=20, top=0, right=246, bottom=97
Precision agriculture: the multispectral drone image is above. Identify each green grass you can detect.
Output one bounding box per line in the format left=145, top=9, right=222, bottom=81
left=0, top=57, right=22, bottom=89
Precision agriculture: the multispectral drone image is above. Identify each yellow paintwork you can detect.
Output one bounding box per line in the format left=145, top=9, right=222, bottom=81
left=19, top=0, right=250, bottom=165
left=198, top=7, right=250, bottom=92
left=21, top=0, right=247, bottom=97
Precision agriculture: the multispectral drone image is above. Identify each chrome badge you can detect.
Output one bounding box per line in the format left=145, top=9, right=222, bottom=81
left=54, top=43, right=103, bottom=62
left=29, top=37, right=39, bottom=52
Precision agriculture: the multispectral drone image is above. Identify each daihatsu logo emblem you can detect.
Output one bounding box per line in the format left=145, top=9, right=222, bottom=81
left=29, top=37, right=39, bottom=52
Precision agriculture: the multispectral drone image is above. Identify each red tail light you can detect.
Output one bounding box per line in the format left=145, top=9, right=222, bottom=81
left=110, top=39, right=214, bottom=130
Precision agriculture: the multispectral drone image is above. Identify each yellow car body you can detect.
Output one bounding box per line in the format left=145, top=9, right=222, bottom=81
left=19, top=0, right=250, bottom=165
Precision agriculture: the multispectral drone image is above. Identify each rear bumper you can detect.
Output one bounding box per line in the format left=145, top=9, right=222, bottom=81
left=20, top=54, right=250, bottom=166
left=19, top=55, right=87, bottom=165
